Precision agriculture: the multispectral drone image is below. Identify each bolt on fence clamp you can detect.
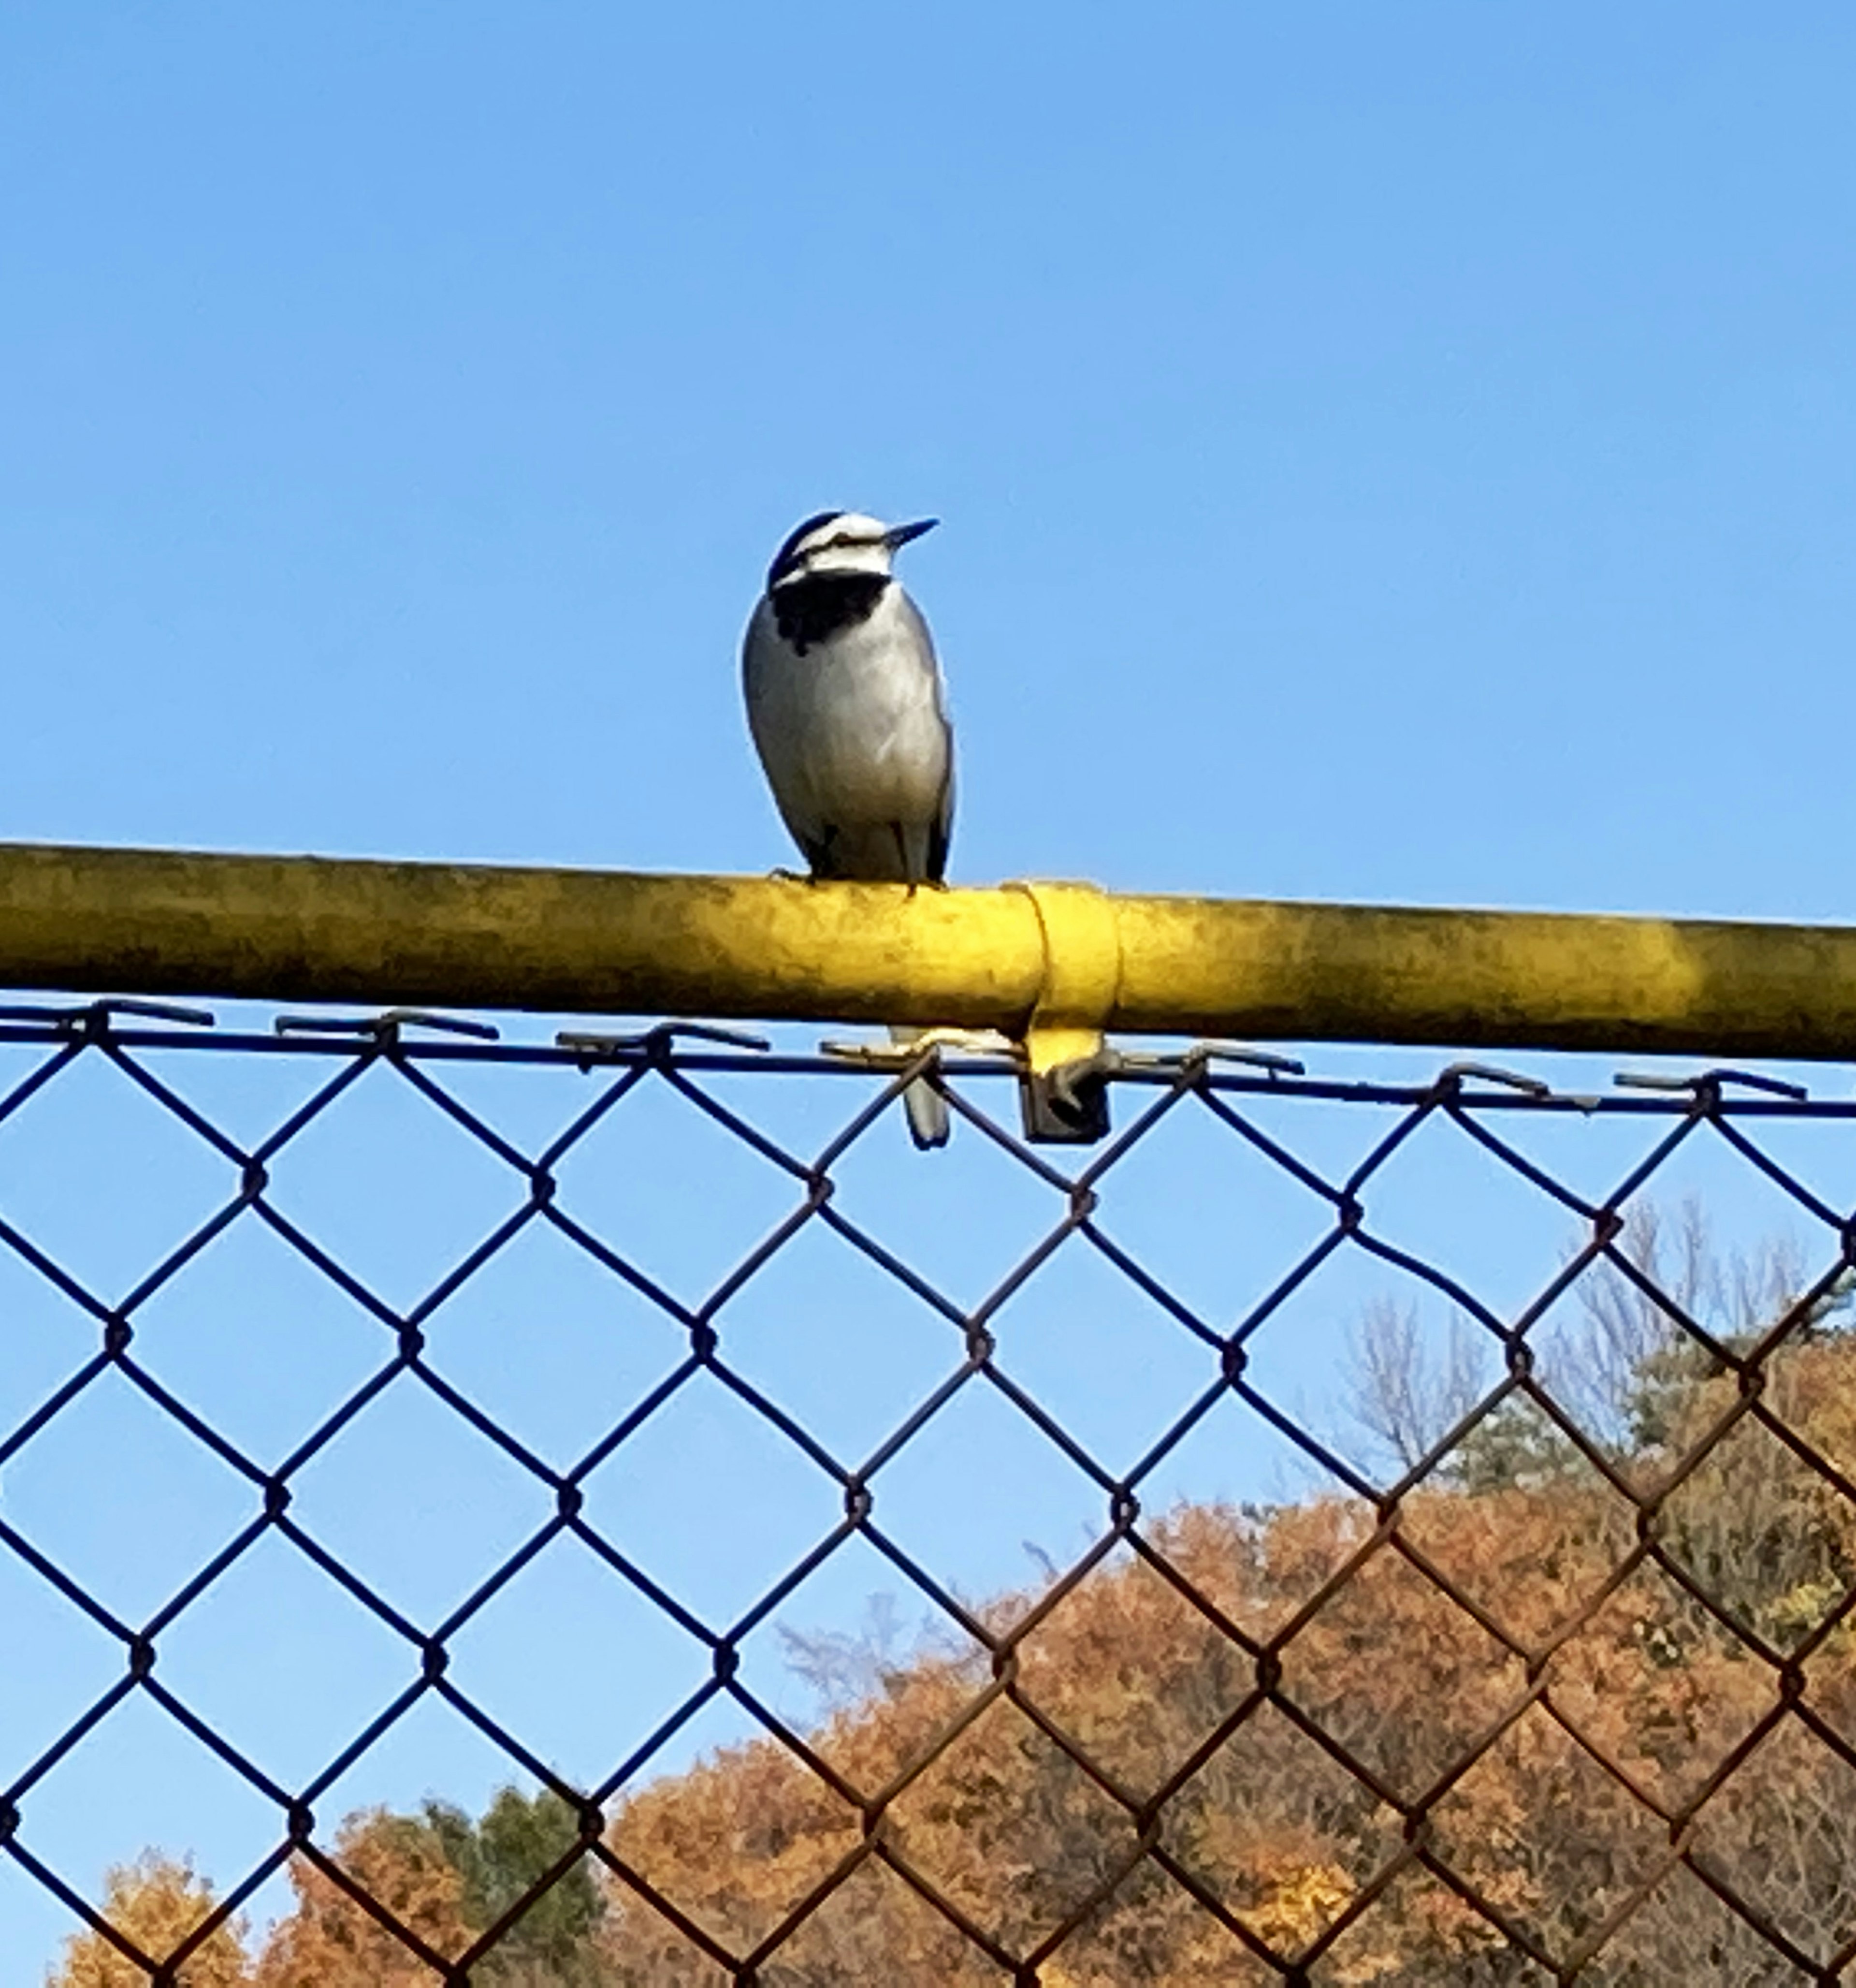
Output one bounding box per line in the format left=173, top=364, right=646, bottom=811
left=1004, top=880, right=1123, bottom=1144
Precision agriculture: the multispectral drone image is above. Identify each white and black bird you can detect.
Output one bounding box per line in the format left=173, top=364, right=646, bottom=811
left=743, top=510, right=955, bottom=1148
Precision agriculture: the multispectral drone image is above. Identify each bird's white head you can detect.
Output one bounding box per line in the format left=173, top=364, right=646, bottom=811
left=766, top=511, right=938, bottom=591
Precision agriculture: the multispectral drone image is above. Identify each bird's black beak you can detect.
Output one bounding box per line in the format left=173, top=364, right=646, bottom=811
left=884, top=518, right=939, bottom=550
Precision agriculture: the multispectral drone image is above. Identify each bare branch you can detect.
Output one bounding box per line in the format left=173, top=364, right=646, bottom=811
left=1348, top=1296, right=1491, bottom=1473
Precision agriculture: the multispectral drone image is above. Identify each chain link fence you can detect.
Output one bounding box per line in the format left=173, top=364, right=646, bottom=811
left=7, top=998, right=1856, bottom=1983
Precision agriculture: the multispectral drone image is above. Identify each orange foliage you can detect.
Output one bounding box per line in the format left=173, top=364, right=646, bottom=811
left=602, top=1329, right=1856, bottom=1984
left=48, top=1851, right=249, bottom=1988
left=252, top=1810, right=474, bottom=1988
left=68, top=1332, right=1856, bottom=1983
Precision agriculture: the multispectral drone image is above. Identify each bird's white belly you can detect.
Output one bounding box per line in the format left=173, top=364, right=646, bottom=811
left=797, top=658, right=944, bottom=819
left=750, top=601, right=948, bottom=829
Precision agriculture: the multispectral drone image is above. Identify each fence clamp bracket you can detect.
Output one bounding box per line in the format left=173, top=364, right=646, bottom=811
left=1006, top=880, right=1123, bottom=1144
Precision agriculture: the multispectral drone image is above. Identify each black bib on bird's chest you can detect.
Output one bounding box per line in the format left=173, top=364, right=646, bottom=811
left=772, top=573, right=891, bottom=655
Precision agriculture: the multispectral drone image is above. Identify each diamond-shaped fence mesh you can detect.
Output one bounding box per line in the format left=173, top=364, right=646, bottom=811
left=9, top=998, right=1856, bottom=1984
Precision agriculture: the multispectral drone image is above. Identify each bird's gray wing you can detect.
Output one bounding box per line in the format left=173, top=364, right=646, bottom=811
left=928, top=767, right=954, bottom=887
left=895, top=588, right=956, bottom=885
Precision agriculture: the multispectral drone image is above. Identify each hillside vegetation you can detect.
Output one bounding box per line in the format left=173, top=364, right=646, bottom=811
left=49, top=1212, right=1856, bottom=1984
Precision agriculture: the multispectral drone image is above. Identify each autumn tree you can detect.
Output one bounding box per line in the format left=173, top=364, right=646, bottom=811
left=253, top=1808, right=475, bottom=1988
left=47, top=1851, right=248, bottom=1988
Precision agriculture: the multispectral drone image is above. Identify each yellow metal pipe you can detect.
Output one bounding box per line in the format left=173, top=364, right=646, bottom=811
left=0, top=840, right=1854, bottom=1059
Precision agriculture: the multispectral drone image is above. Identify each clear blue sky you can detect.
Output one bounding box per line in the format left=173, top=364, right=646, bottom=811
left=4, top=4, right=1856, bottom=1978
